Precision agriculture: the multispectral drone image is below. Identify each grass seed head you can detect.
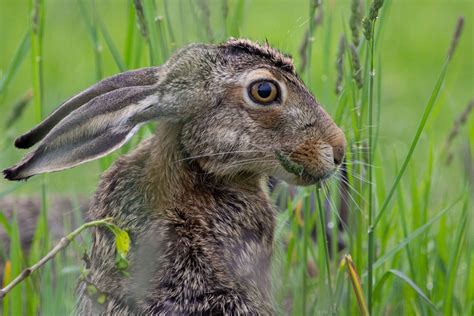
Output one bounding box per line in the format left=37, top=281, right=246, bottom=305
left=350, top=43, right=363, bottom=89
left=335, top=35, right=346, bottom=95
left=447, top=16, right=465, bottom=61
left=350, top=0, right=362, bottom=47
left=369, top=0, right=384, bottom=21
left=133, top=0, right=148, bottom=39
left=362, top=0, right=385, bottom=41
left=362, top=17, right=372, bottom=41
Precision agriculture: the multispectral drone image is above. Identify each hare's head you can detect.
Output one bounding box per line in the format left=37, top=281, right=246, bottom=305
left=3, top=39, right=345, bottom=186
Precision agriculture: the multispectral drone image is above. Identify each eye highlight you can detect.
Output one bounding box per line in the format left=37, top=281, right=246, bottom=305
left=249, top=80, right=279, bottom=105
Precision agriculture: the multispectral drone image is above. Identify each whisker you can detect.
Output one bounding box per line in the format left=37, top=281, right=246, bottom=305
left=174, top=150, right=270, bottom=163
left=213, top=158, right=278, bottom=175
left=320, top=184, right=352, bottom=235
left=333, top=174, right=366, bottom=213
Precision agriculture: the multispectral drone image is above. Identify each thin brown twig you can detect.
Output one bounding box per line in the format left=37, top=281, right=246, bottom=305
left=0, top=218, right=113, bottom=300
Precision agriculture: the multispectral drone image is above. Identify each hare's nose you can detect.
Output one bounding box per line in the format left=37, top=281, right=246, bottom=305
left=330, top=127, right=346, bottom=166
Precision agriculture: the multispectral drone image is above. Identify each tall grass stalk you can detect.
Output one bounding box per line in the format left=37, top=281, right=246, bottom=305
left=302, top=193, right=309, bottom=314
left=366, top=19, right=376, bottom=316
left=368, top=15, right=464, bottom=314
left=316, top=187, right=333, bottom=309
left=28, top=1, right=48, bottom=313
left=443, top=198, right=469, bottom=315
left=77, top=0, right=103, bottom=81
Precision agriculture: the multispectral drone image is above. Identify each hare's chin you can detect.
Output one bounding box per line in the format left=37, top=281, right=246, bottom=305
left=273, top=167, right=336, bottom=186
left=293, top=170, right=335, bottom=186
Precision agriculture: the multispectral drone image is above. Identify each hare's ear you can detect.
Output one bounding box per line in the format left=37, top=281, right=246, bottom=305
left=3, top=67, right=165, bottom=181
left=15, top=67, right=160, bottom=149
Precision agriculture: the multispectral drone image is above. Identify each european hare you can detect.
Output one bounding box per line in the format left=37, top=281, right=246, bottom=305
left=4, top=39, right=346, bottom=315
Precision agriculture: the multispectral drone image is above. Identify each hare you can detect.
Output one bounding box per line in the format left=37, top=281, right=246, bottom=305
left=3, top=39, right=346, bottom=315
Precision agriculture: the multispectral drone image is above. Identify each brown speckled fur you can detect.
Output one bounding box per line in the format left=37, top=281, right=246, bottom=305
left=4, top=39, right=346, bottom=315
left=76, top=123, right=276, bottom=314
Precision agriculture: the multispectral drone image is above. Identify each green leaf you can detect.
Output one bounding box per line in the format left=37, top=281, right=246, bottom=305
left=97, top=293, right=107, bottom=304
left=115, top=253, right=129, bottom=270
left=105, top=223, right=131, bottom=271
left=113, top=227, right=130, bottom=257
left=86, top=284, right=97, bottom=296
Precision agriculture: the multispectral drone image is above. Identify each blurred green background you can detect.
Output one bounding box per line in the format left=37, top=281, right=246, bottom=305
left=0, top=0, right=473, bottom=315
left=1, top=0, right=472, bottom=194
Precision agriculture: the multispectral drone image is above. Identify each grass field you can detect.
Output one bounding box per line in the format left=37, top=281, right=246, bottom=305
left=0, top=0, right=473, bottom=315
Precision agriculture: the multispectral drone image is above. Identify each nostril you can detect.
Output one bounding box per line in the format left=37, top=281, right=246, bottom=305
left=332, top=146, right=345, bottom=166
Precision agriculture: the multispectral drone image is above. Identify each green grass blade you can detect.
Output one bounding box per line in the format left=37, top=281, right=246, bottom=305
left=97, top=17, right=127, bottom=72
left=124, top=0, right=136, bottom=68
left=0, top=32, right=30, bottom=96
left=163, top=0, right=176, bottom=48
left=316, top=187, right=333, bottom=296
left=373, top=59, right=449, bottom=228
left=0, top=212, right=12, bottom=237
left=8, top=215, right=23, bottom=316
left=229, top=0, right=245, bottom=37
left=443, top=198, right=469, bottom=315
left=388, top=269, right=439, bottom=313
left=371, top=197, right=462, bottom=271
left=77, top=0, right=103, bottom=80
left=372, top=270, right=391, bottom=304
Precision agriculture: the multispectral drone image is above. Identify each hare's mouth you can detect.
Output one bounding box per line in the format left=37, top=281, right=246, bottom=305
left=275, top=150, right=330, bottom=184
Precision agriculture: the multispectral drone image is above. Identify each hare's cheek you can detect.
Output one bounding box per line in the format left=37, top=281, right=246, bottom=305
left=245, top=107, right=285, bottom=130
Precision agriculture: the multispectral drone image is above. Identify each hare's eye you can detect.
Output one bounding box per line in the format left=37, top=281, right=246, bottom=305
left=249, top=80, right=279, bottom=105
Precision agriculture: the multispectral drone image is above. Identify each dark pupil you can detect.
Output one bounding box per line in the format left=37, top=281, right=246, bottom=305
left=257, top=82, right=272, bottom=99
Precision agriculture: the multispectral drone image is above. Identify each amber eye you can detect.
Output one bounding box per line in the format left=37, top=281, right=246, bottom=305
left=249, top=80, right=279, bottom=105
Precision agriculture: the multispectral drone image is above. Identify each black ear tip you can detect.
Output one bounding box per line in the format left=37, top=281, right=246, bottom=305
left=3, top=168, right=16, bottom=180
left=14, top=135, right=32, bottom=149
left=2, top=167, right=25, bottom=181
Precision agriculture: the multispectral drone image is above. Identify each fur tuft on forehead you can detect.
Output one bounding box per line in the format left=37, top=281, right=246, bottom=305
left=220, top=38, right=296, bottom=74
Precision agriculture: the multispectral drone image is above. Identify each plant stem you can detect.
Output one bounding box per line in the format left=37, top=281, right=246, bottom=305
left=316, top=187, right=334, bottom=308
left=302, top=192, right=310, bottom=314
left=367, top=21, right=376, bottom=315
left=0, top=218, right=114, bottom=299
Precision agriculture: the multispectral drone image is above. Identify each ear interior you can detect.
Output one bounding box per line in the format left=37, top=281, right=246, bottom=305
left=3, top=85, right=160, bottom=181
